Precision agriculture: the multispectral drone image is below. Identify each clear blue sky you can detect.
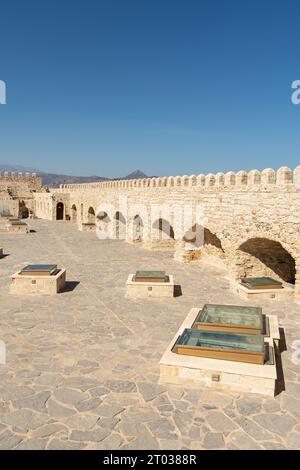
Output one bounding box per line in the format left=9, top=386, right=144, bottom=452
left=0, top=0, right=299, bottom=177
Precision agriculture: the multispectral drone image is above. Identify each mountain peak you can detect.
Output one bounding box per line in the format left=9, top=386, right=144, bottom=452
left=125, top=170, right=148, bottom=180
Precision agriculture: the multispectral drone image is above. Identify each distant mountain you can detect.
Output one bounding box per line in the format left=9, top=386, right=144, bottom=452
left=38, top=172, right=109, bottom=187
left=123, top=170, right=148, bottom=180
left=0, top=164, right=150, bottom=187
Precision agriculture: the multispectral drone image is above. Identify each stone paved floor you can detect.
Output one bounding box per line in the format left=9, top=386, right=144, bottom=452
left=0, top=220, right=300, bottom=450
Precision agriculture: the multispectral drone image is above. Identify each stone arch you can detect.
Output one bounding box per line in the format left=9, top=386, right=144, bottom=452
left=56, top=202, right=64, bottom=220
left=157, top=218, right=175, bottom=239
left=71, top=204, right=77, bottom=223
left=235, top=237, right=296, bottom=284
left=114, top=211, right=126, bottom=240
left=87, top=206, right=95, bottom=224
left=150, top=218, right=176, bottom=251
left=175, top=224, right=224, bottom=264
left=19, top=200, right=29, bottom=219
left=130, top=214, right=144, bottom=243
left=203, top=227, right=225, bottom=254
left=96, top=210, right=112, bottom=237
left=97, top=210, right=109, bottom=221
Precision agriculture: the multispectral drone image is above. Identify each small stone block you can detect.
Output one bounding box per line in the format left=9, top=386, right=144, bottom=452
left=126, top=273, right=175, bottom=298
left=10, top=268, right=66, bottom=295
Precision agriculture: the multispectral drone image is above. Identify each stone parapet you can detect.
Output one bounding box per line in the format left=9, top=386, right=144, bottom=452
left=59, top=166, right=300, bottom=192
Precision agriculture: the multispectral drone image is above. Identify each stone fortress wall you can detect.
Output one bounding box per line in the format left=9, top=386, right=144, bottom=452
left=0, top=171, right=42, bottom=192
left=33, top=165, right=300, bottom=299
left=0, top=172, right=42, bottom=217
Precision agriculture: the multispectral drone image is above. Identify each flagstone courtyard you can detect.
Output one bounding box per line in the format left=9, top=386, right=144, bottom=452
left=0, top=219, right=300, bottom=450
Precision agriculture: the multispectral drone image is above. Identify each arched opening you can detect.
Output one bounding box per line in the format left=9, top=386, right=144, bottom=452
left=115, top=211, right=126, bottom=240
left=87, top=206, right=95, bottom=224
left=236, top=238, right=296, bottom=284
left=154, top=218, right=175, bottom=240
left=71, top=204, right=77, bottom=223
left=203, top=227, right=224, bottom=254
left=56, top=202, right=64, bottom=220
left=19, top=201, right=29, bottom=219
left=150, top=218, right=175, bottom=250
left=96, top=211, right=112, bottom=237
left=131, top=215, right=143, bottom=243
left=176, top=225, right=224, bottom=264
left=97, top=211, right=109, bottom=222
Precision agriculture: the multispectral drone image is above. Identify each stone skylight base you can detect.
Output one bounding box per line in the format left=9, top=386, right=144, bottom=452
left=126, top=273, right=175, bottom=298
left=159, top=307, right=280, bottom=396
left=10, top=268, right=66, bottom=295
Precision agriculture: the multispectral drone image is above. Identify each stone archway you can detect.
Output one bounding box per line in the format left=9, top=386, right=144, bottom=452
left=175, top=224, right=224, bottom=264
left=71, top=204, right=77, bottom=223
left=56, top=202, right=64, bottom=220
left=130, top=215, right=144, bottom=243
left=148, top=218, right=175, bottom=251
left=114, top=211, right=126, bottom=240
left=96, top=211, right=112, bottom=238
left=235, top=238, right=296, bottom=285
left=87, top=206, right=95, bottom=224
left=19, top=201, right=29, bottom=219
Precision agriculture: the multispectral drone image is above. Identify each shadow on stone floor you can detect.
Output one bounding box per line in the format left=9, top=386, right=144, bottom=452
left=174, top=285, right=183, bottom=297
left=275, top=341, right=286, bottom=396
left=279, top=327, right=287, bottom=353
left=60, top=281, right=80, bottom=293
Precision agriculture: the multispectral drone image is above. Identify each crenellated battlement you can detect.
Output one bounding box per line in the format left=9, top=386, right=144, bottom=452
left=0, top=171, right=42, bottom=190
left=59, top=166, right=300, bottom=191
left=0, top=171, right=38, bottom=180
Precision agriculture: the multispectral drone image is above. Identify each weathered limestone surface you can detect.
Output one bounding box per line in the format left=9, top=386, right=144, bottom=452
left=9, top=269, right=66, bottom=296
left=0, top=220, right=300, bottom=450
left=159, top=309, right=279, bottom=396
left=0, top=172, right=42, bottom=218
left=126, top=274, right=175, bottom=298
left=5, top=223, right=29, bottom=234
left=33, top=166, right=300, bottom=300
